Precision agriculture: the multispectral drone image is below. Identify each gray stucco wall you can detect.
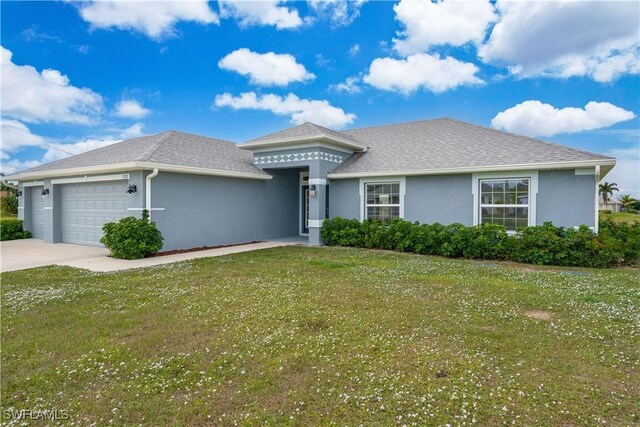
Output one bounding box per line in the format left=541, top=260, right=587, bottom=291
left=328, top=178, right=360, bottom=219
left=329, top=174, right=474, bottom=225
left=405, top=175, right=473, bottom=225
left=151, top=169, right=299, bottom=250
left=537, top=169, right=595, bottom=227
left=328, top=171, right=595, bottom=228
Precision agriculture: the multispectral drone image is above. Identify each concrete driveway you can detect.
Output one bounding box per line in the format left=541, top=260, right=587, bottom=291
left=1, top=239, right=109, bottom=272
left=1, top=239, right=298, bottom=273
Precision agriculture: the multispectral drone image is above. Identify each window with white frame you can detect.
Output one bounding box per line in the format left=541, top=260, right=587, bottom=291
left=365, top=182, right=401, bottom=222
left=479, top=178, right=530, bottom=231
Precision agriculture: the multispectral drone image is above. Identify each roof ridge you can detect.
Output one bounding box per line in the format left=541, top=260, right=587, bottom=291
left=139, top=131, right=176, bottom=162
left=443, top=117, right=614, bottom=160
left=168, top=130, right=242, bottom=147
left=343, top=117, right=450, bottom=133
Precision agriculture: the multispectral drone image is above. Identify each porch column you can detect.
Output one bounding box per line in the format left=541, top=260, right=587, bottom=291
left=308, top=161, right=334, bottom=246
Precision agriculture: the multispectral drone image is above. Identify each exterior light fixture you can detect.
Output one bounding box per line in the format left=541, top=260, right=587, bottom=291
left=308, top=184, right=317, bottom=197
left=16, top=190, right=22, bottom=197
left=126, top=184, right=137, bottom=194
left=41, top=188, right=50, bottom=197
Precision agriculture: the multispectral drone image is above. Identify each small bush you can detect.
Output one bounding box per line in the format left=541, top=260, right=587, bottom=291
left=599, top=219, right=640, bottom=264
left=321, top=217, right=640, bottom=268
left=1, top=194, right=18, bottom=214
left=0, top=219, right=32, bottom=241
left=100, top=209, right=163, bottom=259
left=321, top=217, right=363, bottom=247
left=600, top=210, right=612, bottom=214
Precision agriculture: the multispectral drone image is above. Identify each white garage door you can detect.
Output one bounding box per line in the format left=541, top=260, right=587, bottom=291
left=30, top=186, right=45, bottom=239
left=61, top=181, right=130, bottom=245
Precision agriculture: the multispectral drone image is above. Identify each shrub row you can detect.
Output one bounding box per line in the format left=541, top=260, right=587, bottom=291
left=321, top=217, right=640, bottom=268
left=0, top=219, right=32, bottom=241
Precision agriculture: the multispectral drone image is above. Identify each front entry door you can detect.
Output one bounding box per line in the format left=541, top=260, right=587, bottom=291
left=301, top=185, right=309, bottom=235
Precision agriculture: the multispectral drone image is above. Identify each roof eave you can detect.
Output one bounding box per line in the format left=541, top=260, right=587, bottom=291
left=6, top=161, right=272, bottom=182
left=241, top=135, right=367, bottom=152
left=327, top=159, right=616, bottom=179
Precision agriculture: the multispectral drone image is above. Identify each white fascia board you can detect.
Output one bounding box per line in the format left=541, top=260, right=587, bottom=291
left=240, top=135, right=367, bottom=152
left=22, top=181, right=45, bottom=187
left=9, top=162, right=272, bottom=181
left=328, top=159, right=616, bottom=179
left=51, top=173, right=130, bottom=184
left=9, top=163, right=138, bottom=181
left=248, top=142, right=355, bottom=155
left=136, top=163, right=272, bottom=180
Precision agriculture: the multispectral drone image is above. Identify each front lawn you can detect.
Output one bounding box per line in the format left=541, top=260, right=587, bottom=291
left=1, top=247, right=638, bottom=426
left=601, top=211, right=640, bottom=224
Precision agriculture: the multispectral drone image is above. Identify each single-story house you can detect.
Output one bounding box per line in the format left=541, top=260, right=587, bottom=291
left=5, top=118, right=616, bottom=250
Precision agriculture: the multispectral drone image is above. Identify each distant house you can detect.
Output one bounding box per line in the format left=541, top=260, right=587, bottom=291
left=598, top=195, right=624, bottom=212
left=5, top=118, right=616, bottom=250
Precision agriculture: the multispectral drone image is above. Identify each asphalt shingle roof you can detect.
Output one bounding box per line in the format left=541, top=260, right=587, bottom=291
left=9, top=118, right=613, bottom=180
left=331, top=118, right=614, bottom=174
left=13, top=131, right=268, bottom=177
left=246, top=122, right=364, bottom=146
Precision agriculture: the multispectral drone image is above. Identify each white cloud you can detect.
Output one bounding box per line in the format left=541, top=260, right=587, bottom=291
left=214, top=92, right=356, bottom=129
left=348, top=43, right=361, bottom=57
left=364, top=53, right=483, bottom=94
left=604, top=145, right=640, bottom=198
left=307, top=0, right=367, bottom=27
left=218, top=48, right=315, bottom=86
left=78, top=0, right=218, bottom=39
left=0, top=159, right=42, bottom=175
left=393, top=0, right=496, bottom=56
left=331, top=76, right=362, bottom=94
left=42, top=138, right=121, bottom=163
left=491, top=100, right=636, bottom=137
left=120, top=122, right=145, bottom=138
left=0, top=119, right=45, bottom=159
left=114, top=100, right=151, bottom=119
left=1, top=46, right=103, bottom=124
left=480, top=1, right=640, bottom=82
left=218, top=0, right=303, bottom=30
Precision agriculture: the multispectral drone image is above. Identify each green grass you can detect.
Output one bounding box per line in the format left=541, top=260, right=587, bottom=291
left=601, top=212, right=640, bottom=224
left=2, top=247, right=639, bottom=426
left=0, top=209, right=18, bottom=219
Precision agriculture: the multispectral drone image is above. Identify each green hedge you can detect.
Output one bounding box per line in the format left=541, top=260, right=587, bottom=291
left=322, top=218, right=640, bottom=268
left=0, top=219, right=32, bottom=241
left=100, top=209, right=163, bottom=259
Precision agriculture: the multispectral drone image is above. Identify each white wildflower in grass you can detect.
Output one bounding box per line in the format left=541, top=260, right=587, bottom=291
left=0, top=247, right=638, bottom=425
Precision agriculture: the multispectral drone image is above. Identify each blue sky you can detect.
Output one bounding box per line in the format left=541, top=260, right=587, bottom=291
left=1, top=0, right=639, bottom=196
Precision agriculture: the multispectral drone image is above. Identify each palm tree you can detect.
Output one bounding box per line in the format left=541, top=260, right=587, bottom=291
left=599, top=182, right=619, bottom=210
left=618, top=194, right=637, bottom=212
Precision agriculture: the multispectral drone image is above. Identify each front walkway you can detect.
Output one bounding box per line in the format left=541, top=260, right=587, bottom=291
left=1, top=239, right=301, bottom=273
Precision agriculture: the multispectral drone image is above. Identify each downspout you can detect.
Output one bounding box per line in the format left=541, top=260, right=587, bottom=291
left=2, top=179, right=18, bottom=190
left=146, top=168, right=159, bottom=219
left=594, top=165, right=600, bottom=234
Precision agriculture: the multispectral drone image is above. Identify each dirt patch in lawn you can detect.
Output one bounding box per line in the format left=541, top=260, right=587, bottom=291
left=524, top=310, right=553, bottom=320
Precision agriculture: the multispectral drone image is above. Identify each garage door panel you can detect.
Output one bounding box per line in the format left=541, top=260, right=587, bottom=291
left=30, top=186, right=45, bottom=239
left=61, top=181, right=129, bottom=246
